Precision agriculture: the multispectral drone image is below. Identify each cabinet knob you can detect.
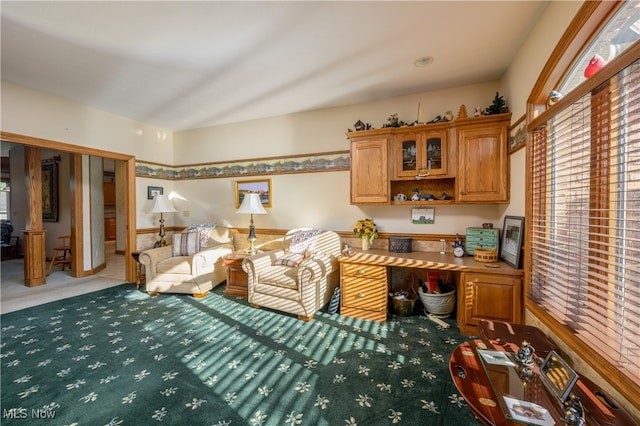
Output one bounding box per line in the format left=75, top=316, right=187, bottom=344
left=357, top=269, right=366, bottom=275
left=358, top=292, right=366, bottom=298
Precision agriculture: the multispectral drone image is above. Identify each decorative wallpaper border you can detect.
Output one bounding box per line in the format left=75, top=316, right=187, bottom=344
left=136, top=151, right=350, bottom=180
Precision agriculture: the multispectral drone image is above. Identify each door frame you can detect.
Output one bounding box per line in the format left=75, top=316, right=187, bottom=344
left=0, top=131, right=137, bottom=284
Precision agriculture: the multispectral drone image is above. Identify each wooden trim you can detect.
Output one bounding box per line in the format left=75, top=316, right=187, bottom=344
left=125, top=156, right=137, bottom=284
left=1, top=131, right=133, bottom=161
left=527, top=1, right=623, bottom=110
left=529, top=39, right=640, bottom=132
left=70, top=153, right=83, bottom=278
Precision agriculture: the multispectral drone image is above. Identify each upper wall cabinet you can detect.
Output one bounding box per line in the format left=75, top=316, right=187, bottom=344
left=393, top=127, right=449, bottom=179
left=349, top=133, right=390, bottom=204
left=456, top=114, right=510, bottom=203
left=346, top=113, right=511, bottom=205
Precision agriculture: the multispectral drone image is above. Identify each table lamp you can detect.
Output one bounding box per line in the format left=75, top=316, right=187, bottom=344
left=150, top=194, right=177, bottom=247
left=236, top=193, right=267, bottom=254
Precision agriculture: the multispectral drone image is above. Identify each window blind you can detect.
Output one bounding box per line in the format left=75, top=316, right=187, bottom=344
left=529, top=59, right=640, bottom=382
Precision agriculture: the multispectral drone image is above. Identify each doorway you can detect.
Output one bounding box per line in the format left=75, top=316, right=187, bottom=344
left=0, top=132, right=137, bottom=286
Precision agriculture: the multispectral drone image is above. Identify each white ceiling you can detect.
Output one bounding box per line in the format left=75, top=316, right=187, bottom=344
left=1, top=1, right=548, bottom=131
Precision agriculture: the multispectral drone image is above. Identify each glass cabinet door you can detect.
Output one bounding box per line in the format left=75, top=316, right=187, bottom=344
left=396, top=136, right=419, bottom=177
left=395, top=131, right=447, bottom=179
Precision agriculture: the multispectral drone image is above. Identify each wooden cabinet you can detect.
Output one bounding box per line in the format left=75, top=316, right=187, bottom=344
left=105, top=218, right=116, bottom=241
left=456, top=115, right=510, bottom=203
left=104, top=182, right=115, bottom=205
left=349, top=135, right=389, bottom=204
left=457, top=272, right=522, bottom=335
left=340, top=262, right=388, bottom=321
left=347, top=113, right=511, bottom=205
left=393, top=129, right=448, bottom=179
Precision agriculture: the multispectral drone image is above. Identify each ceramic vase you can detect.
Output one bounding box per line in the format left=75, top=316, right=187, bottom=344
left=361, top=236, right=371, bottom=251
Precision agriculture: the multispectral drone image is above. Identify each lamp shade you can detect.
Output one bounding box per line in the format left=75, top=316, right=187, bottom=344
left=236, top=193, right=267, bottom=215
left=150, top=194, right=177, bottom=214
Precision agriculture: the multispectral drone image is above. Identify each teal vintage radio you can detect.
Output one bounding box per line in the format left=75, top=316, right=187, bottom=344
left=465, top=227, right=499, bottom=255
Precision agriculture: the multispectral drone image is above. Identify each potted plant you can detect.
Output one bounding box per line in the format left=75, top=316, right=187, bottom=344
left=353, top=218, right=378, bottom=251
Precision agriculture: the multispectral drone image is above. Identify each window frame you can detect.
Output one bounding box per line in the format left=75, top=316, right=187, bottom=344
left=525, top=1, right=640, bottom=409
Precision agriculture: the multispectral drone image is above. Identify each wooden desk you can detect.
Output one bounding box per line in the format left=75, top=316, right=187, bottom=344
left=222, top=251, right=249, bottom=296
left=338, top=249, right=523, bottom=332
left=449, top=321, right=638, bottom=426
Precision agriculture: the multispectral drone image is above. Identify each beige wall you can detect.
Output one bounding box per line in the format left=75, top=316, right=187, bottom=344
left=0, top=4, right=577, bottom=241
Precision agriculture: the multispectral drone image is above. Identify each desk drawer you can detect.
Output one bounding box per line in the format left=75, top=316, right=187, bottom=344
left=341, top=275, right=387, bottom=322
left=341, top=263, right=387, bottom=279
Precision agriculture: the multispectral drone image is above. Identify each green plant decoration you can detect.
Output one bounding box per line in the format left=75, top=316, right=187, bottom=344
left=485, top=92, right=509, bottom=115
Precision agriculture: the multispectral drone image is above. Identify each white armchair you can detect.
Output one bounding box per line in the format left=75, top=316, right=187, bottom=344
left=139, top=226, right=236, bottom=297
left=242, top=229, right=341, bottom=321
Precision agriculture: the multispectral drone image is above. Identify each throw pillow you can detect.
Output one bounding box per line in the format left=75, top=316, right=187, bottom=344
left=172, top=232, right=201, bottom=256
left=272, top=252, right=307, bottom=267
left=186, top=223, right=217, bottom=248
left=288, top=229, right=320, bottom=254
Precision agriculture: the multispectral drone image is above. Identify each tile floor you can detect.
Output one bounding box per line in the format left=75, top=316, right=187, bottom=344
left=1, top=241, right=129, bottom=314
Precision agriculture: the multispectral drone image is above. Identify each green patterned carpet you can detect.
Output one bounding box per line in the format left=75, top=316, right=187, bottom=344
left=1, top=284, right=479, bottom=425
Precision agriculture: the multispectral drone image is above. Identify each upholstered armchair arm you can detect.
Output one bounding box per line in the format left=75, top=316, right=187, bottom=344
left=191, top=244, right=233, bottom=276
left=297, top=252, right=336, bottom=284
left=242, top=249, right=286, bottom=288
left=139, top=246, right=173, bottom=281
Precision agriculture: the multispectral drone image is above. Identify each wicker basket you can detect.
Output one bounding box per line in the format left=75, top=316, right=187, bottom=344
left=474, top=247, right=498, bottom=263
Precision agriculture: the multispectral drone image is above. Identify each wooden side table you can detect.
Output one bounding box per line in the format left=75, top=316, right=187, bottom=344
left=222, top=251, right=249, bottom=296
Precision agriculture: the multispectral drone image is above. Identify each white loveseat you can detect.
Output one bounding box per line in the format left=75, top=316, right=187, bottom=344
left=139, top=226, right=236, bottom=297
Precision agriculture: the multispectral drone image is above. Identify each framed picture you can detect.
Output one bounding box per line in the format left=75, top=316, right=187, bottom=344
left=235, top=179, right=271, bottom=208
left=509, top=114, right=526, bottom=154
left=500, top=215, right=525, bottom=268
left=411, top=207, right=435, bottom=224
left=41, top=160, right=59, bottom=222
left=147, top=186, right=163, bottom=200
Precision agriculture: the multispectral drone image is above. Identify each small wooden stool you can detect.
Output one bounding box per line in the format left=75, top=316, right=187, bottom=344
left=47, top=235, right=71, bottom=275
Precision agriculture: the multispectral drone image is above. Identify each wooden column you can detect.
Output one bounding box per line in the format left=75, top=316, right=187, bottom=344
left=23, top=146, right=47, bottom=286
left=23, top=230, right=47, bottom=286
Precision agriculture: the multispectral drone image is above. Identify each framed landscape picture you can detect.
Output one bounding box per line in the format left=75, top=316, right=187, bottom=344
left=235, top=179, right=271, bottom=208
left=411, top=207, right=435, bottom=224
left=509, top=114, right=526, bottom=154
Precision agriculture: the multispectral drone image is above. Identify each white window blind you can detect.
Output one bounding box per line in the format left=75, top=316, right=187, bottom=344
left=529, top=58, right=640, bottom=382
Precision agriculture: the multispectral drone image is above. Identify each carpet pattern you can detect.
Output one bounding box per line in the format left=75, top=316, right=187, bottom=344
left=1, top=284, right=479, bottom=425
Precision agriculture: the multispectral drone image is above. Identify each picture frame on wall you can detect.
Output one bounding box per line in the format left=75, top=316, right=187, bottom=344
left=42, top=160, right=59, bottom=222
left=147, top=186, right=163, bottom=200
left=411, top=207, right=435, bottom=224
left=235, top=179, right=271, bottom=208
left=500, top=215, right=525, bottom=268
left=509, top=114, right=526, bottom=154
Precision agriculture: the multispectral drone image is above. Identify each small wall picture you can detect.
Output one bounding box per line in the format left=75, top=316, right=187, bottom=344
left=235, top=179, right=271, bottom=208
left=412, top=207, right=435, bottom=224
left=147, top=186, right=163, bottom=200
left=509, top=114, right=526, bottom=154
